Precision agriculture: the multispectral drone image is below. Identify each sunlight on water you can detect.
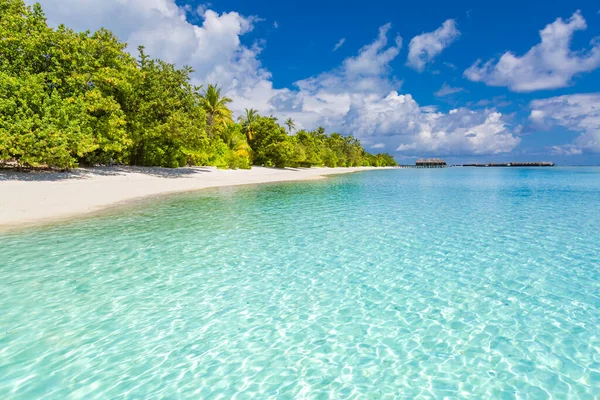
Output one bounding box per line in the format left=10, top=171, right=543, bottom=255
left=1, top=168, right=600, bottom=398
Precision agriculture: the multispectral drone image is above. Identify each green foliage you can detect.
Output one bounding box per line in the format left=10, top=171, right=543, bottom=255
left=199, top=84, right=232, bottom=138
left=0, top=72, right=96, bottom=168
left=220, top=123, right=252, bottom=169
left=1, top=4, right=105, bottom=166
left=248, top=116, right=289, bottom=166
left=125, top=48, right=210, bottom=168
left=0, top=0, right=397, bottom=170
left=248, top=123, right=398, bottom=168
left=284, top=117, right=296, bottom=134
left=238, top=108, right=258, bottom=141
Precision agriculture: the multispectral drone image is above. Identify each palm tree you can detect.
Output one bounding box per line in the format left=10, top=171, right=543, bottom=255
left=221, top=123, right=252, bottom=160
left=199, top=84, right=233, bottom=136
left=285, top=118, right=296, bottom=134
left=238, top=108, right=258, bottom=141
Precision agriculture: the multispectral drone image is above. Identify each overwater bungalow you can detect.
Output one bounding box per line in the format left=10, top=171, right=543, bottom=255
left=415, top=158, right=447, bottom=168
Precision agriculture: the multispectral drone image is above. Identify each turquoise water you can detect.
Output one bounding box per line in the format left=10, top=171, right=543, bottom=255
left=1, top=168, right=600, bottom=398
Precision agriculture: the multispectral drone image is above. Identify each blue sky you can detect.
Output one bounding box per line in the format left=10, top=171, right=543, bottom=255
left=31, top=0, right=600, bottom=164
left=196, top=0, right=599, bottom=89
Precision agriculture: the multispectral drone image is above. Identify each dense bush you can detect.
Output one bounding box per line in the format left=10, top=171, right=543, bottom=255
left=0, top=0, right=397, bottom=169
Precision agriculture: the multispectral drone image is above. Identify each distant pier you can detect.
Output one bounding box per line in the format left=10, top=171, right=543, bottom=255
left=397, top=159, right=555, bottom=168
left=462, top=162, right=555, bottom=167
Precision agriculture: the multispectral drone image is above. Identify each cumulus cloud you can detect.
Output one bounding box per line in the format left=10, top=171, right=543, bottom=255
left=295, top=24, right=403, bottom=94
left=293, top=33, right=519, bottom=156
left=465, top=11, right=600, bottom=92
left=336, top=92, right=519, bottom=155
left=551, top=145, right=583, bottom=155
left=529, top=94, right=600, bottom=153
left=407, top=19, right=460, bottom=72
left=434, top=83, right=465, bottom=97
left=29, top=0, right=521, bottom=156
left=333, top=38, right=346, bottom=51
left=371, top=143, right=386, bottom=149
left=395, top=108, right=520, bottom=155
left=27, top=0, right=283, bottom=113
left=270, top=23, right=404, bottom=131
left=195, top=3, right=212, bottom=16
left=342, top=24, right=403, bottom=78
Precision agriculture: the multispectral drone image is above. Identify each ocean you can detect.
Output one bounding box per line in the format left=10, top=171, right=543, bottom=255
left=1, top=167, right=599, bottom=398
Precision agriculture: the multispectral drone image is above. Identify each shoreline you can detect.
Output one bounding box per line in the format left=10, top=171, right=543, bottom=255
left=0, top=166, right=388, bottom=231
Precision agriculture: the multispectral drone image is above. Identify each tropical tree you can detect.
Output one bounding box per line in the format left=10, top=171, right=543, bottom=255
left=199, top=84, right=232, bottom=136
left=0, top=1, right=133, bottom=168
left=249, top=116, right=288, bottom=166
left=126, top=47, right=209, bottom=167
left=0, top=0, right=398, bottom=170
left=220, top=123, right=252, bottom=169
left=285, top=118, right=296, bottom=134
left=238, top=108, right=258, bottom=141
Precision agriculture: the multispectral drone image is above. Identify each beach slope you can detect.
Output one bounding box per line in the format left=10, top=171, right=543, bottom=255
left=0, top=166, right=383, bottom=229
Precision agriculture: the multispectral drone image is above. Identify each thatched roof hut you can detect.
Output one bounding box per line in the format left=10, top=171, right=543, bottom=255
left=416, top=158, right=447, bottom=167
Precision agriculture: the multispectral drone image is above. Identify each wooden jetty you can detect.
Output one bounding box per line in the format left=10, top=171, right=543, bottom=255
left=462, top=162, right=554, bottom=167
left=397, top=160, right=555, bottom=169
left=508, top=162, right=555, bottom=167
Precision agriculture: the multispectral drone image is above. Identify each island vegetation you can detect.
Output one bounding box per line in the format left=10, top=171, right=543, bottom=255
left=0, top=0, right=397, bottom=170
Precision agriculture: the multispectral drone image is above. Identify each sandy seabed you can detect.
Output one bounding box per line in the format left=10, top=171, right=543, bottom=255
left=0, top=166, right=385, bottom=230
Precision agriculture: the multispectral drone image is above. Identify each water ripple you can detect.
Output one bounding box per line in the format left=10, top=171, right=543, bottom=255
left=1, top=168, right=600, bottom=398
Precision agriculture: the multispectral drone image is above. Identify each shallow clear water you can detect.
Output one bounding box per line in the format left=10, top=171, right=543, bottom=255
left=1, top=168, right=600, bottom=398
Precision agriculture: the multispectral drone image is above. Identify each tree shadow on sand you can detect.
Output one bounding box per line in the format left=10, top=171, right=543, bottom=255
left=0, top=165, right=214, bottom=182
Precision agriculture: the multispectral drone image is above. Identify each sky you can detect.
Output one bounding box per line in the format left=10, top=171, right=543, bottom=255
left=26, top=0, right=600, bottom=165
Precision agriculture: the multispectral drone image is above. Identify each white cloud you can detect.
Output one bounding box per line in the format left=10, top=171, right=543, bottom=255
left=273, top=21, right=279, bottom=29
left=273, top=23, right=404, bottom=130
left=342, top=24, right=403, bottom=78
left=551, top=145, right=583, bottom=155
left=407, top=19, right=460, bottom=72
left=529, top=93, right=600, bottom=153
left=371, top=143, right=386, bottom=149
left=333, top=38, right=346, bottom=51
left=398, top=109, right=520, bottom=155
left=196, top=3, right=212, bottom=16
left=434, top=83, right=464, bottom=97
left=338, top=92, right=520, bottom=155
left=420, top=105, right=438, bottom=113
left=28, top=0, right=257, bottom=79
left=27, top=0, right=283, bottom=114
left=465, top=11, right=600, bottom=92
left=443, top=61, right=457, bottom=70
left=272, top=25, right=519, bottom=156
left=28, top=0, right=521, bottom=156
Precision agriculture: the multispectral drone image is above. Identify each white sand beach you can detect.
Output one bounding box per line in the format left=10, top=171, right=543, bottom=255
left=0, top=166, right=385, bottom=229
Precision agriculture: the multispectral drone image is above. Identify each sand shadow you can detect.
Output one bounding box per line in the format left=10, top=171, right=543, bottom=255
left=0, top=165, right=213, bottom=182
